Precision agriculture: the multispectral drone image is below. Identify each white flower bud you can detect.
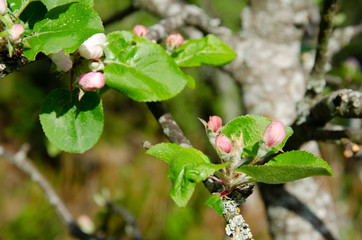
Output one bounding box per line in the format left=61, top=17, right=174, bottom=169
left=78, top=33, right=107, bottom=59
left=49, top=50, right=73, bottom=72
left=89, top=60, right=104, bottom=72
left=0, top=0, right=7, bottom=15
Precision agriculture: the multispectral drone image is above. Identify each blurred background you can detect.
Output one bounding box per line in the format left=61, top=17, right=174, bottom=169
left=0, top=0, right=361, bottom=239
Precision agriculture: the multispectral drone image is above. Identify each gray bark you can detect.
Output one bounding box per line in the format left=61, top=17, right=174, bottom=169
left=134, top=0, right=341, bottom=239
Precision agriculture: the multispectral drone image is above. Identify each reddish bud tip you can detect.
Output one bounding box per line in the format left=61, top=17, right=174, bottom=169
left=166, top=33, right=184, bottom=48
left=264, top=121, right=286, bottom=148
left=207, top=115, right=222, bottom=133
left=8, top=24, right=24, bottom=41
left=0, top=0, right=7, bottom=15
left=215, top=134, right=232, bottom=154
left=78, top=72, right=105, bottom=91
left=133, top=25, right=147, bottom=37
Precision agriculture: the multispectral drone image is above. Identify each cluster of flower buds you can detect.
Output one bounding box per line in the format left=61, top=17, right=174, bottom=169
left=0, top=0, right=24, bottom=42
left=201, top=116, right=286, bottom=168
left=133, top=25, right=148, bottom=37
left=200, top=116, right=244, bottom=166
left=76, top=33, right=107, bottom=93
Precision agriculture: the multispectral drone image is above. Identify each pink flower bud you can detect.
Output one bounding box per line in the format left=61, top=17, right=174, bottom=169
left=207, top=115, right=222, bottom=133
left=215, top=134, right=232, bottom=154
left=77, top=215, right=95, bottom=234
left=78, top=72, right=105, bottom=91
left=49, top=50, right=73, bottom=72
left=78, top=33, right=107, bottom=59
left=8, top=24, right=24, bottom=41
left=166, top=33, right=184, bottom=48
left=264, top=121, right=286, bottom=148
left=0, top=0, right=7, bottom=15
left=133, top=25, right=147, bottom=37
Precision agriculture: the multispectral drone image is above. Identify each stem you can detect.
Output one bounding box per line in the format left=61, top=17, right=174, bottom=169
left=248, top=157, right=259, bottom=166
left=0, top=31, right=8, bottom=37
left=0, top=15, right=13, bottom=28
left=15, top=0, right=31, bottom=19
left=70, top=69, right=74, bottom=101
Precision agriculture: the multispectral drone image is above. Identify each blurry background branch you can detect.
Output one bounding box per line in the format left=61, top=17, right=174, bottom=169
left=0, top=144, right=126, bottom=240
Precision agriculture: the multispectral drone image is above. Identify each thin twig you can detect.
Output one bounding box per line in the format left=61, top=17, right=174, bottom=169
left=0, top=144, right=121, bottom=240
left=0, top=144, right=73, bottom=225
left=146, top=102, right=192, bottom=148
left=106, top=202, right=143, bottom=240
left=306, top=0, right=337, bottom=98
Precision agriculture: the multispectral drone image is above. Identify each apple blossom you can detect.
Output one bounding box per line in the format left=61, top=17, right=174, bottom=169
left=8, top=24, right=24, bottom=41
left=166, top=33, right=184, bottom=48
left=133, top=25, right=147, bottom=37
left=207, top=115, right=222, bottom=133
left=215, top=134, right=232, bottom=154
left=49, top=50, right=73, bottom=72
left=0, top=0, right=7, bottom=15
left=77, top=215, right=95, bottom=234
left=78, top=72, right=105, bottom=91
left=78, top=33, right=107, bottom=59
left=264, top=121, right=286, bottom=148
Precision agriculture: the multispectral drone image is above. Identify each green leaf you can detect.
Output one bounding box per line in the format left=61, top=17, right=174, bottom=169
left=39, top=89, right=104, bottom=153
left=9, top=0, right=25, bottom=12
left=23, top=2, right=103, bottom=60
left=19, top=1, right=47, bottom=29
left=221, top=115, right=293, bottom=157
left=104, top=31, right=189, bottom=102
left=185, top=74, right=196, bottom=89
left=146, top=143, right=183, bottom=163
left=9, top=0, right=93, bottom=12
left=205, top=194, right=224, bottom=216
left=167, top=148, right=227, bottom=207
left=237, top=150, right=334, bottom=184
left=40, top=0, right=94, bottom=10
left=173, top=34, right=237, bottom=67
